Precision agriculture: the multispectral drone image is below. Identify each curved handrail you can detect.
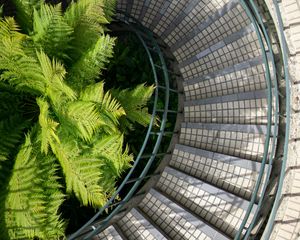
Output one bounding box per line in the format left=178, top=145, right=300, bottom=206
left=234, top=0, right=279, bottom=239
left=262, top=0, right=291, bottom=238
left=68, top=13, right=173, bottom=240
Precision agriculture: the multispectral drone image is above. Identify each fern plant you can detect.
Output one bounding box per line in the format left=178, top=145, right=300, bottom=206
left=0, top=0, right=155, bottom=239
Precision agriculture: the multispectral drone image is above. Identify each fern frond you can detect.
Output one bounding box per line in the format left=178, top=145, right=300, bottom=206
left=1, top=134, right=65, bottom=240
left=64, top=0, right=108, bottom=30
left=64, top=0, right=111, bottom=65
left=50, top=134, right=106, bottom=207
left=58, top=82, right=125, bottom=142
left=49, top=129, right=132, bottom=208
left=32, top=3, right=73, bottom=60
left=11, top=0, right=43, bottom=32
left=0, top=17, right=24, bottom=46
left=0, top=18, right=47, bottom=94
left=66, top=35, right=115, bottom=91
left=80, top=82, right=125, bottom=128
left=0, top=116, right=28, bottom=240
left=37, top=97, right=60, bottom=154
left=112, top=84, right=155, bottom=130
left=0, top=54, right=46, bottom=95
left=64, top=100, right=104, bottom=142
left=92, top=133, right=132, bottom=194
left=36, top=50, right=76, bottom=104
left=102, top=0, right=117, bottom=22
left=93, top=133, right=132, bottom=176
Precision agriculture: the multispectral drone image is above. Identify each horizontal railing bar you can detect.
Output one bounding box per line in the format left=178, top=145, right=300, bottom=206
left=140, top=153, right=166, bottom=159
left=156, top=109, right=178, bottom=113
left=157, top=85, right=179, bottom=93
left=154, top=64, right=181, bottom=76
left=148, top=47, right=158, bottom=53
left=150, top=131, right=176, bottom=136
left=105, top=200, right=127, bottom=209
left=125, top=173, right=161, bottom=184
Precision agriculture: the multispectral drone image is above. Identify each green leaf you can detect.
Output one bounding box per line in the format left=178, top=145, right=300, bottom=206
left=32, top=3, right=73, bottom=60
left=50, top=134, right=106, bottom=207
left=37, top=97, right=60, bottom=154
left=80, top=82, right=125, bottom=129
left=64, top=100, right=104, bottom=142
left=93, top=133, right=132, bottom=178
left=111, top=84, right=156, bottom=131
left=1, top=134, right=65, bottom=240
left=12, top=0, right=43, bottom=32
left=66, top=35, right=115, bottom=91
left=102, top=0, right=117, bottom=22
left=0, top=18, right=47, bottom=94
left=36, top=50, right=76, bottom=104
left=64, top=0, right=111, bottom=66
left=0, top=115, right=30, bottom=202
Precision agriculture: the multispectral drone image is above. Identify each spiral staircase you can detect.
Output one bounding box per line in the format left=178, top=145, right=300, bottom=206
left=69, top=0, right=300, bottom=239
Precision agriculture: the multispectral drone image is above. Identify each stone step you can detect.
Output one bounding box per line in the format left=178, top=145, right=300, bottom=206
left=184, top=89, right=271, bottom=125
left=151, top=0, right=231, bottom=38
left=179, top=122, right=273, bottom=161
left=178, top=26, right=261, bottom=81
left=183, top=57, right=267, bottom=101
left=139, top=188, right=230, bottom=240
left=168, top=0, right=246, bottom=58
left=155, top=167, right=258, bottom=238
left=117, top=208, right=167, bottom=240
left=95, top=225, right=124, bottom=240
left=178, top=24, right=255, bottom=67
left=170, top=144, right=267, bottom=200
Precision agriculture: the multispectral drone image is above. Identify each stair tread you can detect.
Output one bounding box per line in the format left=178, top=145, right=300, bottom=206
left=179, top=30, right=261, bottom=81
left=156, top=167, right=257, bottom=237
left=184, top=89, right=267, bottom=106
left=169, top=0, right=243, bottom=53
left=181, top=122, right=270, bottom=134
left=118, top=208, right=167, bottom=240
left=173, top=144, right=263, bottom=170
left=139, top=188, right=230, bottom=240
left=183, top=89, right=270, bottom=124
left=170, top=144, right=267, bottom=200
left=96, top=225, right=124, bottom=240
left=179, top=122, right=272, bottom=161
left=183, top=56, right=264, bottom=86
left=178, top=24, right=256, bottom=68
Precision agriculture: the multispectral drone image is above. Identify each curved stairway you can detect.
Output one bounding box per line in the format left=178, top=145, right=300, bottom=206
left=86, top=0, right=285, bottom=239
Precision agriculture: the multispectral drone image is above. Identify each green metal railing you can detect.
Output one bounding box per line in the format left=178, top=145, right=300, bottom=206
left=235, top=0, right=290, bottom=239
left=262, top=0, right=291, bottom=238
left=68, top=12, right=176, bottom=240
left=235, top=0, right=279, bottom=238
